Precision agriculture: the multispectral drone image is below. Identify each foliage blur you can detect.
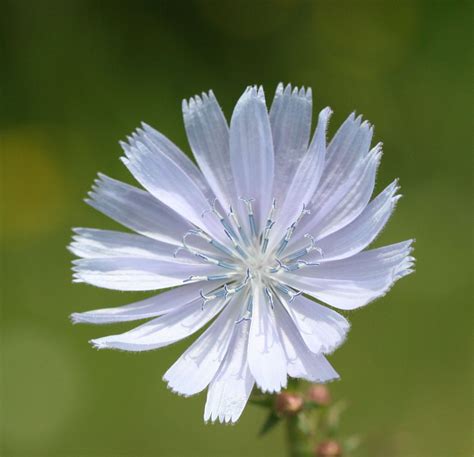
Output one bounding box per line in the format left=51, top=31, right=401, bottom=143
left=1, top=1, right=472, bottom=456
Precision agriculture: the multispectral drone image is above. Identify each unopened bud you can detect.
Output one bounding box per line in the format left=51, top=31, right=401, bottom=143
left=307, top=384, right=332, bottom=406
left=274, top=392, right=304, bottom=416
left=315, top=440, right=342, bottom=457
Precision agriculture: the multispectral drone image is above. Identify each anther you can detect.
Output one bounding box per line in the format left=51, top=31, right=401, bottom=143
left=268, top=258, right=285, bottom=273
left=183, top=275, right=206, bottom=283
left=199, top=289, right=214, bottom=309
left=194, top=252, right=236, bottom=270
left=261, top=198, right=276, bottom=253
left=236, top=295, right=253, bottom=324
left=181, top=229, right=238, bottom=270
left=282, top=233, right=323, bottom=263
left=190, top=227, right=236, bottom=258
left=264, top=287, right=275, bottom=309
left=274, top=283, right=302, bottom=302
left=183, top=272, right=237, bottom=283
left=275, top=204, right=311, bottom=256
left=239, top=197, right=258, bottom=239
left=202, top=199, right=248, bottom=259
left=201, top=198, right=221, bottom=219
left=173, top=246, right=184, bottom=258
left=276, top=259, right=320, bottom=272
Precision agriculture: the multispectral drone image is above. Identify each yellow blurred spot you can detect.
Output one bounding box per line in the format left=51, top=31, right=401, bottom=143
left=1, top=128, right=65, bottom=238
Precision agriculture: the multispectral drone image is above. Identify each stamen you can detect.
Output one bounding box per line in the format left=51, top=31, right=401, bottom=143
left=175, top=229, right=238, bottom=270
left=235, top=295, right=253, bottom=324
left=173, top=228, right=201, bottom=258
left=282, top=233, right=323, bottom=263
left=239, top=197, right=258, bottom=239
left=202, top=198, right=248, bottom=259
left=275, top=204, right=311, bottom=256
left=190, top=227, right=236, bottom=258
left=264, top=287, right=275, bottom=309
left=275, top=259, right=320, bottom=272
left=274, top=283, right=302, bottom=302
left=199, top=269, right=251, bottom=309
left=194, top=252, right=236, bottom=270
left=268, top=258, right=284, bottom=273
left=228, top=205, right=250, bottom=252
left=182, top=272, right=237, bottom=283
left=260, top=198, right=276, bottom=253
left=199, top=288, right=227, bottom=310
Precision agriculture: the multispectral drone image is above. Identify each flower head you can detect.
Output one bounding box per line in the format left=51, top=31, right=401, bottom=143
left=315, top=440, right=343, bottom=457
left=307, top=384, right=332, bottom=406
left=70, top=84, right=414, bottom=423
left=275, top=392, right=304, bottom=416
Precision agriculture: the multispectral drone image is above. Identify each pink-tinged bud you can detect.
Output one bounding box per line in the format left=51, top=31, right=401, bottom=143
left=274, top=392, right=304, bottom=416
left=307, top=384, right=332, bottom=406
left=315, top=440, right=343, bottom=457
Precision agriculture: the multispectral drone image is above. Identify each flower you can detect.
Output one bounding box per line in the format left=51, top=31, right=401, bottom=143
left=70, top=84, right=414, bottom=424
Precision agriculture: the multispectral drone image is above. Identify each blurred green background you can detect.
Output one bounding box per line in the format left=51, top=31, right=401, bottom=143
left=1, top=1, right=472, bottom=456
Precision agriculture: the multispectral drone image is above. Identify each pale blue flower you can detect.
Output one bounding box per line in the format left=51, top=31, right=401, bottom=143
left=70, top=84, right=414, bottom=423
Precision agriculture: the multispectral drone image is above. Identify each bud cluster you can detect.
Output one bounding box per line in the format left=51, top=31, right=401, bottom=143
left=251, top=382, right=358, bottom=456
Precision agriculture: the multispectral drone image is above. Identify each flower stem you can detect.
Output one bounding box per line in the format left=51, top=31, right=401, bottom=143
left=286, top=415, right=313, bottom=457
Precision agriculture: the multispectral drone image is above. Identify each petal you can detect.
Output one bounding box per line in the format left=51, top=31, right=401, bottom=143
left=72, top=257, right=224, bottom=291
left=276, top=290, right=350, bottom=354
left=269, top=107, right=331, bottom=248
left=269, top=83, right=312, bottom=204
left=90, top=293, right=228, bottom=351
left=323, top=113, right=374, bottom=191
left=230, top=86, right=275, bottom=232
left=204, top=317, right=254, bottom=424
left=247, top=283, right=287, bottom=393
left=138, top=123, right=214, bottom=200
left=183, top=90, right=234, bottom=210
left=163, top=293, right=243, bottom=397
left=121, top=132, right=228, bottom=245
left=86, top=174, right=192, bottom=246
left=69, top=228, right=195, bottom=262
left=291, top=144, right=382, bottom=248
left=290, top=115, right=375, bottom=244
left=71, top=281, right=219, bottom=324
left=274, top=300, right=340, bottom=382
left=309, top=180, right=400, bottom=262
left=283, top=240, right=415, bottom=310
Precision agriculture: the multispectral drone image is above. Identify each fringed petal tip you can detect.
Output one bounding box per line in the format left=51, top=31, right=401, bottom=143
left=162, top=377, right=195, bottom=399
left=72, top=273, right=84, bottom=283
left=275, top=82, right=312, bottom=102
left=182, top=90, right=218, bottom=114
left=320, top=106, right=333, bottom=119
left=69, top=313, right=83, bottom=325
left=70, top=312, right=106, bottom=325
left=204, top=415, right=240, bottom=425
left=239, top=84, right=265, bottom=101
left=385, top=239, right=416, bottom=283
left=89, top=338, right=107, bottom=350
left=255, top=381, right=287, bottom=395
left=321, top=328, right=350, bottom=356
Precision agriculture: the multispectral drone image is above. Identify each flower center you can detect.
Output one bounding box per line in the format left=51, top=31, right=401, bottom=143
left=243, top=253, right=269, bottom=280
left=177, top=197, right=324, bottom=314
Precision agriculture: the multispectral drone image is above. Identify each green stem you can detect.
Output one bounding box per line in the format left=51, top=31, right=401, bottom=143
left=286, top=415, right=313, bottom=457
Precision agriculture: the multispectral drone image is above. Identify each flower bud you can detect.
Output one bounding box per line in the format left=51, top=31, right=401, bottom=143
left=307, top=384, right=332, bottom=406
left=274, top=392, right=304, bottom=416
left=315, top=440, right=342, bottom=457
